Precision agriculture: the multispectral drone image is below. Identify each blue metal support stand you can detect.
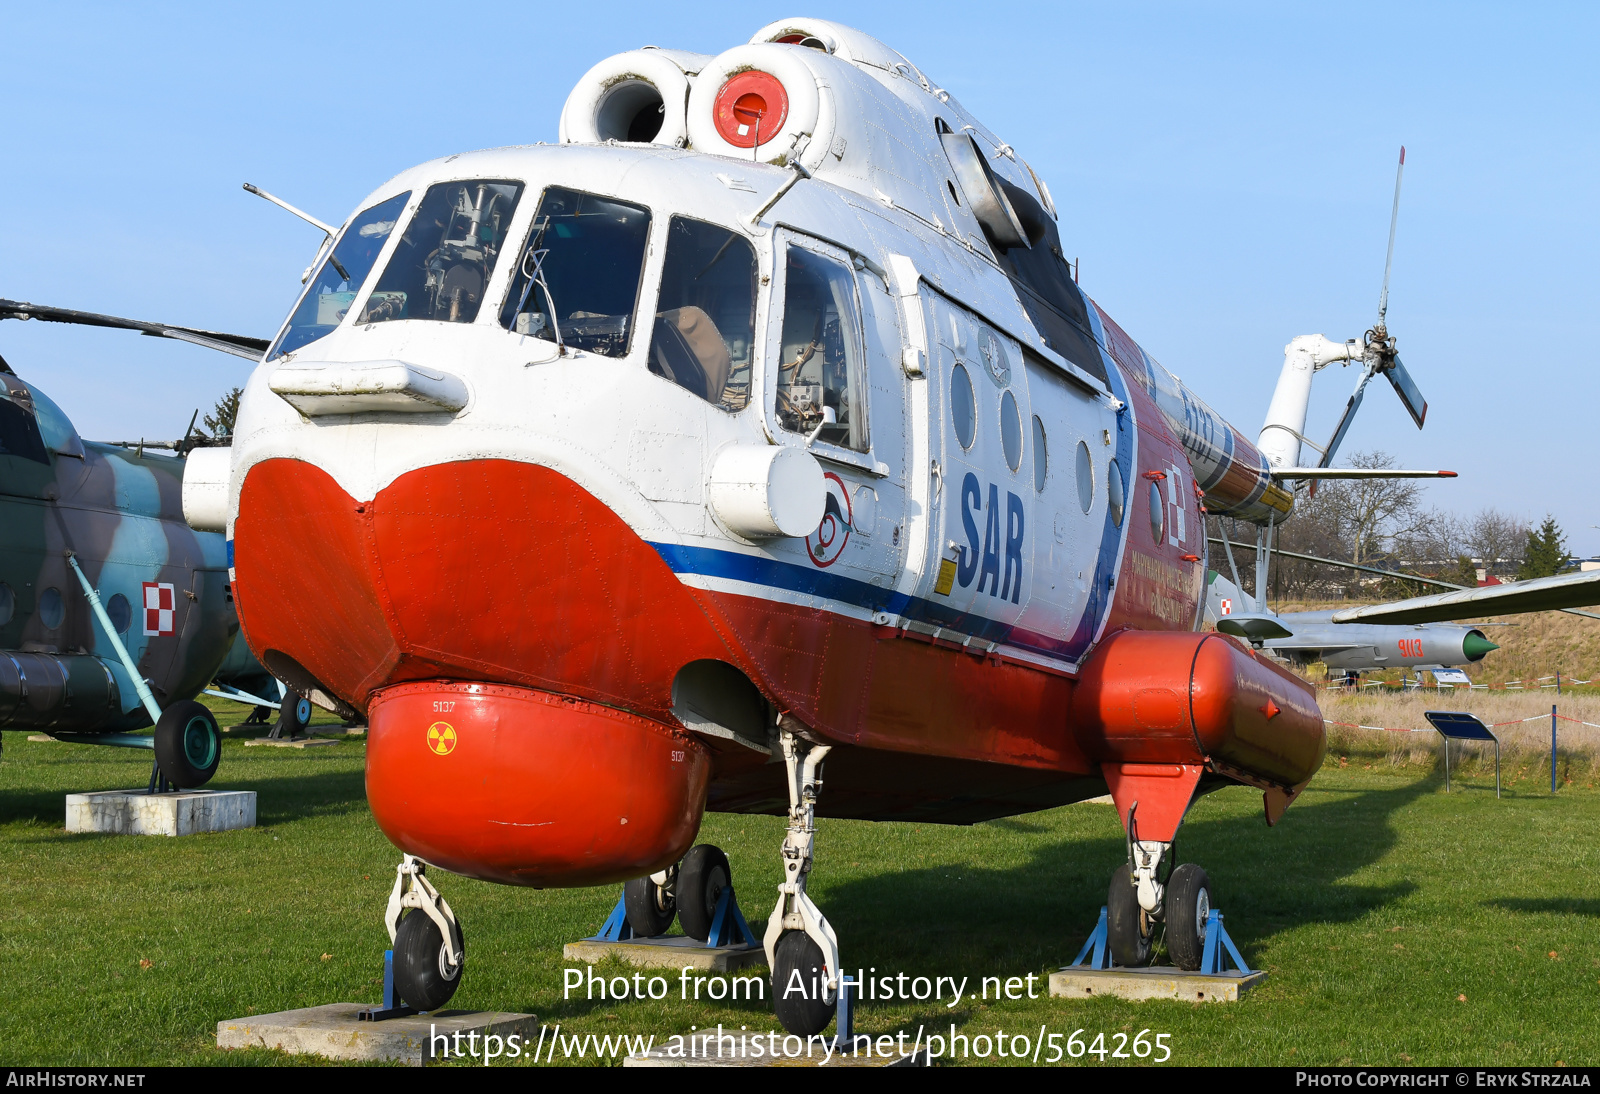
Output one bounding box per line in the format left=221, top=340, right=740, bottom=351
left=357, top=949, right=419, bottom=1021
left=704, top=886, right=759, bottom=948
left=589, top=891, right=636, bottom=942
left=1198, top=910, right=1252, bottom=975
left=835, top=973, right=856, bottom=1043
left=1068, top=907, right=1114, bottom=970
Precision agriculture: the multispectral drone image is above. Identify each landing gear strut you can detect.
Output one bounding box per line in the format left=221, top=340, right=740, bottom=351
left=1105, top=827, right=1214, bottom=971
left=765, top=730, right=839, bottom=1038
left=384, top=855, right=465, bottom=1011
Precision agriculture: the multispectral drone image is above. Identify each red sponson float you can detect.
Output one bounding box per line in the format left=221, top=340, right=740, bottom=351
left=1072, top=629, right=1326, bottom=838
left=365, top=681, right=710, bottom=887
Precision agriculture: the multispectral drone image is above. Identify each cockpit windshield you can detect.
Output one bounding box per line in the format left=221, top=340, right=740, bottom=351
left=500, top=188, right=651, bottom=357
left=360, top=180, right=523, bottom=326
left=269, top=192, right=410, bottom=358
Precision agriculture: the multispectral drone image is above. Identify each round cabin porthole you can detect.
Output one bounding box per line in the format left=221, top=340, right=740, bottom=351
left=39, top=586, right=64, bottom=630
left=106, top=592, right=132, bottom=634
left=951, top=363, right=976, bottom=449
left=1107, top=460, right=1125, bottom=527
left=1075, top=441, right=1094, bottom=513
left=1032, top=416, right=1047, bottom=492
left=1149, top=481, right=1165, bottom=543
left=1000, top=390, right=1022, bottom=471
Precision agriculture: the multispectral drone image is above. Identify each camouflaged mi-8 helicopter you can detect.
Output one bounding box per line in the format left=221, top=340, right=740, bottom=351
left=0, top=306, right=306, bottom=788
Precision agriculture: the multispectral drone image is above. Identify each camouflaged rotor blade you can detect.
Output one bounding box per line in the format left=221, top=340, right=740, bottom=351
left=0, top=298, right=269, bottom=361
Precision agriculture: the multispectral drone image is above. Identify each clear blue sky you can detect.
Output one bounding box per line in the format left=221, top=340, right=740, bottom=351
left=2, top=3, right=1594, bottom=548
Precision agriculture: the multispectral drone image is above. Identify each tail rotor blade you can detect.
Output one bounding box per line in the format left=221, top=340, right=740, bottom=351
left=1377, top=146, right=1405, bottom=328
left=1317, top=368, right=1375, bottom=469
left=1385, top=354, right=1428, bottom=429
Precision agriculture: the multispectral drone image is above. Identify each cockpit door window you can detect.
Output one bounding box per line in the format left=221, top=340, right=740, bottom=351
left=361, top=180, right=524, bottom=326
left=774, top=242, right=869, bottom=453
left=268, top=191, right=410, bottom=358
left=649, top=217, right=757, bottom=410
left=499, top=188, right=651, bottom=358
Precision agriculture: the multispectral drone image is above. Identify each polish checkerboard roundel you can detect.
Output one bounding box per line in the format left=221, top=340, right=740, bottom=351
left=142, top=582, right=175, bottom=636
left=805, top=472, right=853, bottom=568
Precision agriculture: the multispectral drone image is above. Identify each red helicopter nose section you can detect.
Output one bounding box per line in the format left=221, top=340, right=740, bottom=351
left=367, top=681, right=710, bottom=887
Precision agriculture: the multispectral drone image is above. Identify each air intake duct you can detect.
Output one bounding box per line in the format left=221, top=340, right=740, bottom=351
left=559, top=48, right=711, bottom=147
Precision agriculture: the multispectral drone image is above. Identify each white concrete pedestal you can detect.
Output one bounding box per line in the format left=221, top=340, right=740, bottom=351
left=217, top=1004, right=539, bottom=1065
left=66, top=789, right=256, bottom=836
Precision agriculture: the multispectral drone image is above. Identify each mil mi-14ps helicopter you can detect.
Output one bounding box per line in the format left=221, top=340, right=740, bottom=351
left=19, top=17, right=1600, bottom=1037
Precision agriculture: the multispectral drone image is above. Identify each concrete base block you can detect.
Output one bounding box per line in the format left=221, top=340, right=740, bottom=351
left=244, top=737, right=339, bottom=748
left=216, top=1004, right=538, bottom=1066
left=1049, top=965, right=1266, bottom=1003
left=563, top=936, right=766, bottom=973
left=66, top=789, right=256, bottom=837
left=626, top=1035, right=926, bottom=1067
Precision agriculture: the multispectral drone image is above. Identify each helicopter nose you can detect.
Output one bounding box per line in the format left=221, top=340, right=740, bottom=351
left=230, top=455, right=738, bottom=885
left=231, top=456, right=739, bottom=717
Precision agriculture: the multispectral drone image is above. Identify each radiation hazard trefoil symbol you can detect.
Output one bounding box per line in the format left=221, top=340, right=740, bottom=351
left=426, top=721, right=458, bottom=756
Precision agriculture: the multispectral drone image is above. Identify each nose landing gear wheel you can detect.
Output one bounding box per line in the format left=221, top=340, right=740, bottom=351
left=152, top=700, right=221, bottom=788
left=393, top=910, right=464, bottom=1011
left=772, top=929, right=833, bottom=1037
left=1106, top=862, right=1155, bottom=967
left=1163, top=864, right=1211, bottom=971
left=624, top=869, right=678, bottom=937
left=677, top=845, right=730, bottom=942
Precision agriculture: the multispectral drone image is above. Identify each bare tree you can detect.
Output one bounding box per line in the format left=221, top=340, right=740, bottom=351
left=1465, top=508, right=1525, bottom=580
left=1322, top=450, right=1423, bottom=570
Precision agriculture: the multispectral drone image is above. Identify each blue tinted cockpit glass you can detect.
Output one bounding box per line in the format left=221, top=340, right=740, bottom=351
left=360, top=180, right=524, bottom=327
left=268, top=191, right=410, bottom=358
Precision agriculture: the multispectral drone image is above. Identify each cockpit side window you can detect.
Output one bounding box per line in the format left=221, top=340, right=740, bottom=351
left=0, top=390, right=49, bottom=465
left=775, top=245, right=869, bottom=452
left=649, top=217, right=757, bottom=410
left=500, top=188, right=651, bottom=358
left=269, top=191, right=410, bottom=358
left=361, top=180, right=524, bottom=326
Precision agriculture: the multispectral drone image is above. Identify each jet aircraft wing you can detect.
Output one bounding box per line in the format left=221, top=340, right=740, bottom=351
left=1330, top=569, right=1600, bottom=625
left=0, top=298, right=269, bottom=361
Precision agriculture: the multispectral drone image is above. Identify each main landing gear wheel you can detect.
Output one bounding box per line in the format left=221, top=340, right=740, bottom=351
left=273, top=691, right=311, bottom=739
left=624, top=868, right=678, bottom=937
left=393, top=910, right=464, bottom=1011
left=765, top=729, right=842, bottom=1038
left=677, top=844, right=730, bottom=942
left=152, top=700, right=221, bottom=788
left=1106, top=862, right=1155, bottom=967
left=1163, top=864, right=1211, bottom=971
left=772, top=929, right=833, bottom=1037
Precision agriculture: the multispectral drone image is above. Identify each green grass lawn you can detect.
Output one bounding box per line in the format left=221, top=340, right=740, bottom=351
left=1, top=717, right=1596, bottom=1067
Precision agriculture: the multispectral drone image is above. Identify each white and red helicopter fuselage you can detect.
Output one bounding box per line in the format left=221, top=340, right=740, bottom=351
left=219, top=20, right=1323, bottom=1006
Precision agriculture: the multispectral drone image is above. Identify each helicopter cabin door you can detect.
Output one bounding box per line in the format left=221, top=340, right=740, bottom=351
left=765, top=229, right=905, bottom=597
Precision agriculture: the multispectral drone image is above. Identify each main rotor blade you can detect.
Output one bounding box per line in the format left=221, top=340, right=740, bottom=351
left=1331, top=569, right=1600, bottom=625
left=1377, top=145, right=1405, bottom=328
left=0, top=298, right=268, bottom=361
left=1206, top=538, right=1464, bottom=589
left=1385, top=353, right=1428, bottom=429
left=1270, top=467, right=1455, bottom=480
